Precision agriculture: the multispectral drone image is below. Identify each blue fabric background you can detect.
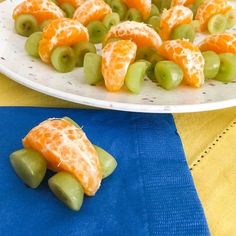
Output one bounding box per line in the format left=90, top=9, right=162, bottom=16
left=0, top=107, right=209, bottom=236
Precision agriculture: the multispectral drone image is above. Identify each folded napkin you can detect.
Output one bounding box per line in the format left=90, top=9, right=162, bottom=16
left=190, top=118, right=236, bottom=236
left=0, top=107, right=209, bottom=236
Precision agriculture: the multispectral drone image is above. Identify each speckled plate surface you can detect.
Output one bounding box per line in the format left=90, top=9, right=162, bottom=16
left=1, top=0, right=236, bottom=113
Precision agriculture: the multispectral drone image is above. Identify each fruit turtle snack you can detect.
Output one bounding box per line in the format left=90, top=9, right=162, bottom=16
left=73, top=0, right=112, bottom=25
left=199, top=33, right=236, bottom=82
left=159, top=6, right=195, bottom=41
left=37, top=18, right=92, bottom=72
left=25, top=18, right=97, bottom=70
left=158, top=39, right=205, bottom=87
left=73, top=0, right=115, bottom=43
left=13, top=0, right=65, bottom=36
left=10, top=117, right=117, bottom=211
left=102, top=39, right=137, bottom=91
left=195, top=0, right=233, bottom=33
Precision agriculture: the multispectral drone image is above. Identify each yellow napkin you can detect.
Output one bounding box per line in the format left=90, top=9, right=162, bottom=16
left=0, top=73, right=84, bottom=108
left=1, top=73, right=236, bottom=235
left=174, top=108, right=236, bottom=165
left=174, top=111, right=236, bottom=236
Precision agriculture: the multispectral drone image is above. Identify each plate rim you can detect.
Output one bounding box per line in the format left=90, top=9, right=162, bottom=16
left=1, top=62, right=236, bottom=113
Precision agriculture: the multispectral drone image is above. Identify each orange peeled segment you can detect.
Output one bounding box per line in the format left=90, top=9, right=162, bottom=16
left=159, top=39, right=205, bottom=87
left=13, top=0, right=65, bottom=24
left=73, top=0, right=112, bottom=26
left=159, top=6, right=193, bottom=40
left=171, top=0, right=196, bottom=7
left=199, top=33, right=236, bottom=54
left=195, top=0, right=232, bottom=32
left=102, top=40, right=137, bottom=92
left=123, top=0, right=151, bottom=19
left=104, top=21, right=162, bottom=52
left=39, top=18, right=89, bottom=63
left=57, top=0, right=84, bottom=8
left=23, top=118, right=102, bottom=196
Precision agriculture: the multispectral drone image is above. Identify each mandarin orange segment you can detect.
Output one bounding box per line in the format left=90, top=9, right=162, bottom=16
left=13, top=0, right=65, bottom=24
left=199, top=33, right=236, bottom=54
left=195, top=0, right=232, bottom=32
left=159, top=6, right=193, bottom=40
left=104, top=21, right=162, bottom=52
left=57, top=0, right=84, bottom=8
left=39, top=18, right=89, bottom=63
left=102, top=40, right=137, bottom=92
left=23, top=118, right=102, bottom=196
left=159, top=39, right=205, bottom=87
left=73, top=0, right=112, bottom=26
left=171, top=0, right=196, bottom=7
left=123, top=0, right=151, bottom=19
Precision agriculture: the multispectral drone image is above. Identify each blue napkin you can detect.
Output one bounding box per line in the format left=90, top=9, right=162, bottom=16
left=0, top=107, right=209, bottom=236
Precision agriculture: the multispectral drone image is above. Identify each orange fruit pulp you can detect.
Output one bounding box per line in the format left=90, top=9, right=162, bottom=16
left=13, top=0, right=65, bottom=24
left=104, top=21, right=162, bottom=53
left=102, top=39, right=137, bottom=92
left=57, top=0, right=84, bottom=8
left=199, top=33, right=236, bottom=54
left=171, top=0, right=196, bottom=7
left=73, top=0, right=112, bottom=26
left=123, top=0, right=151, bottom=20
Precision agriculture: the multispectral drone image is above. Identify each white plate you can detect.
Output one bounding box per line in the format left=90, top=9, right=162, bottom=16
left=1, top=0, right=236, bottom=113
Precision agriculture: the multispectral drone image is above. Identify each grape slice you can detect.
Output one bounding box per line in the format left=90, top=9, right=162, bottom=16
left=83, top=53, right=103, bottom=85
left=51, top=46, right=76, bottom=73
left=94, top=145, right=117, bottom=179
left=155, top=61, right=183, bottom=90
left=87, top=21, right=108, bottom=44
left=102, top=12, right=120, bottom=30
left=10, top=149, right=47, bottom=188
left=125, top=61, right=147, bottom=94
left=208, top=14, right=227, bottom=34
left=73, top=41, right=96, bottom=67
left=48, top=172, right=84, bottom=211
left=215, top=53, right=236, bottom=82
left=202, top=51, right=220, bottom=80
left=25, top=32, right=42, bottom=58
left=15, top=14, right=38, bottom=37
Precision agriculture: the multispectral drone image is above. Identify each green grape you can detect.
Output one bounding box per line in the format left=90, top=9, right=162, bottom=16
left=48, top=172, right=84, bottom=211
left=87, top=21, right=108, bottom=44
left=125, top=61, right=147, bottom=94
left=10, top=149, right=47, bottom=188
left=94, top=145, right=117, bottom=178
left=83, top=53, right=103, bottom=85
left=51, top=46, right=76, bottom=73
left=15, top=14, right=38, bottom=37
left=215, top=53, right=236, bottom=82
left=202, top=51, right=220, bottom=79
left=208, top=14, right=227, bottom=34
left=155, top=61, right=183, bottom=90
left=25, top=32, right=42, bottom=57
left=72, top=41, right=96, bottom=67
left=102, top=12, right=120, bottom=30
